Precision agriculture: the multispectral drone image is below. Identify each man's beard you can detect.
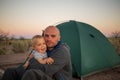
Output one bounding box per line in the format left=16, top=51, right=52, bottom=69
left=47, top=46, right=54, bottom=50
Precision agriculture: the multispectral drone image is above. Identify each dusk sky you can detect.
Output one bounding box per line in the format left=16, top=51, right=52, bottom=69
left=0, top=0, right=120, bottom=38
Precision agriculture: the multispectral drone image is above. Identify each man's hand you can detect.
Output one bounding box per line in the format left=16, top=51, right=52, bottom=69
left=46, top=57, right=54, bottom=64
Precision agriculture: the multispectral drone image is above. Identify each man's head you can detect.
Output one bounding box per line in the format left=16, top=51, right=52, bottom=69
left=44, top=26, right=61, bottom=50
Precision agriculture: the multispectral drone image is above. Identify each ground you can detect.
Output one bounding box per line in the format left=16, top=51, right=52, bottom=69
left=0, top=53, right=120, bottom=80
left=83, top=66, right=120, bottom=80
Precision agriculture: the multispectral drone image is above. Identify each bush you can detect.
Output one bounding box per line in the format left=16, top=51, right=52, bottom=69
left=12, top=40, right=30, bottom=53
left=109, top=38, right=120, bottom=55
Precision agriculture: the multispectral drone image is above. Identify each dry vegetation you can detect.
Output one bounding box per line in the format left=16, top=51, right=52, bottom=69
left=0, top=39, right=31, bottom=55
left=108, top=37, right=120, bottom=55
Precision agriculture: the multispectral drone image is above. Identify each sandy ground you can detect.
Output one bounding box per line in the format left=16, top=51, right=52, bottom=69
left=83, top=66, right=120, bottom=80
left=0, top=54, right=120, bottom=80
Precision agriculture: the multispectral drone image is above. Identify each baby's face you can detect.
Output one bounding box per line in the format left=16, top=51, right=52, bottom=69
left=34, top=38, right=47, bottom=53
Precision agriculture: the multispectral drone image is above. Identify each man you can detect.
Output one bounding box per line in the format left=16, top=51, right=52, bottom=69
left=21, top=26, right=73, bottom=80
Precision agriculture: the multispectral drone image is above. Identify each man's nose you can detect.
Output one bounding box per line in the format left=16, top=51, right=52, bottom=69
left=47, top=36, right=52, bottom=40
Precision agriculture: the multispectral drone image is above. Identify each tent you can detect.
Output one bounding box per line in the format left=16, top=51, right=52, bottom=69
left=56, top=20, right=120, bottom=77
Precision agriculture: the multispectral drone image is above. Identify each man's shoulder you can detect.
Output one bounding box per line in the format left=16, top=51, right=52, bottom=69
left=60, top=43, right=70, bottom=49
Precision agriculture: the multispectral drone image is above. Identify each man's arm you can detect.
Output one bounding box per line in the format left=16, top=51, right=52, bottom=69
left=28, top=47, right=70, bottom=77
left=44, top=49, right=68, bottom=76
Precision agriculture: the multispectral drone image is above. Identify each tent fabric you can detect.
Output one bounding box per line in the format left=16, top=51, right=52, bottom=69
left=56, top=20, right=120, bottom=77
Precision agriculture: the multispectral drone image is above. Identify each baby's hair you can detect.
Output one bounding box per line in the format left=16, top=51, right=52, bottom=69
left=32, top=35, right=44, bottom=46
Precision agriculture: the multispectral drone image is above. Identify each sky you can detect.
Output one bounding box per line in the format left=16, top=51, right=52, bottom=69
left=0, top=0, right=120, bottom=38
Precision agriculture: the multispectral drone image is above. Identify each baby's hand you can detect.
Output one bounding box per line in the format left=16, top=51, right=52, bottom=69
left=29, top=54, right=33, bottom=59
left=46, top=57, right=54, bottom=64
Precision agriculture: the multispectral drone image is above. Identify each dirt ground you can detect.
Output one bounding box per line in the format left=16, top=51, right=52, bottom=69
left=82, top=66, right=120, bottom=80
left=0, top=54, right=120, bottom=80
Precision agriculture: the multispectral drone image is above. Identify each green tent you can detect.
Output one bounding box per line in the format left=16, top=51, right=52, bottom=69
left=57, top=20, right=120, bottom=77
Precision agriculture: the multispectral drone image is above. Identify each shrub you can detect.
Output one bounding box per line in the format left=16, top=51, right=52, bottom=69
left=109, top=38, right=120, bottom=55
left=12, top=40, right=30, bottom=53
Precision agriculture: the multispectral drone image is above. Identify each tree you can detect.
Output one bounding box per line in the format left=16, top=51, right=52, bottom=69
left=19, top=36, right=25, bottom=40
left=111, top=31, right=120, bottom=38
left=0, top=28, right=9, bottom=41
left=0, top=28, right=9, bottom=54
left=110, top=31, right=120, bottom=55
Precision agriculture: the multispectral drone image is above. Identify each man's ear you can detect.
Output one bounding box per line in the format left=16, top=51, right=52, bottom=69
left=59, top=35, right=61, bottom=41
left=42, top=30, right=44, bottom=36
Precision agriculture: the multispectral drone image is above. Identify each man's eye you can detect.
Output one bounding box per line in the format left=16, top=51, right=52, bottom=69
left=51, top=35, right=56, bottom=37
left=45, top=35, right=49, bottom=37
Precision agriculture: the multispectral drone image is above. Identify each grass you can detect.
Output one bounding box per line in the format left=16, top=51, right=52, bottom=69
left=0, top=39, right=31, bottom=55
